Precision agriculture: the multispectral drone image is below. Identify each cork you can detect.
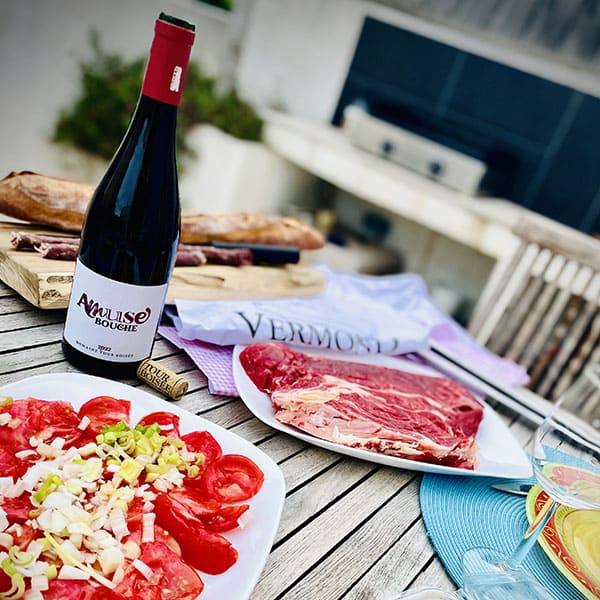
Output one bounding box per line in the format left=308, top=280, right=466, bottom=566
left=136, top=359, right=189, bottom=401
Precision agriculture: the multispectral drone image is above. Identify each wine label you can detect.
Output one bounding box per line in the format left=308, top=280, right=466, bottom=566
left=63, top=260, right=168, bottom=363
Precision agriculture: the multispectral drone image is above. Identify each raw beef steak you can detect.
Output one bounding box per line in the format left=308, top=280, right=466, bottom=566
left=239, top=342, right=484, bottom=469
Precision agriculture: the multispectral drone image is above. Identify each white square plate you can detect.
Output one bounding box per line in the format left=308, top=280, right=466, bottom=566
left=0, top=372, right=286, bottom=600
left=232, top=345, right=532, bottom=479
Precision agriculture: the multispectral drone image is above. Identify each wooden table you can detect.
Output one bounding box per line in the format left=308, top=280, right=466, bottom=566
left=0, top=278, right=537, bottom=600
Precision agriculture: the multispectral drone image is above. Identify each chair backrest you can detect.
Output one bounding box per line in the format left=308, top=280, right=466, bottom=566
left=468, top=213, right=600, bottom=401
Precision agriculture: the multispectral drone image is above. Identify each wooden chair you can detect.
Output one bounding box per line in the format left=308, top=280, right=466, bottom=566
left=468, top=213, right=600, bottom=401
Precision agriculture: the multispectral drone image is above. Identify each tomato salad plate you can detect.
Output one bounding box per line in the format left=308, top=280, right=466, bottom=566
left=0, top=373, right=285, bottom=600
left=233, top=344, right=531, bottom=479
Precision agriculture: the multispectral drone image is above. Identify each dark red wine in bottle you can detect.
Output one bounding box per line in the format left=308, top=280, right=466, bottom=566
left=62, top=13, right=195, bottom=378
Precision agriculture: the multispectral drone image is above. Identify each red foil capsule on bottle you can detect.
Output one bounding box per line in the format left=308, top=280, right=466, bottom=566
left=142, top=18, right=195, bottom=106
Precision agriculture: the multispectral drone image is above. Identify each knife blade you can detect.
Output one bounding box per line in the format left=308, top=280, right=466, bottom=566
left=491, top=482, right=534, bottom=496
left=210, top=241, right=300, bottom=265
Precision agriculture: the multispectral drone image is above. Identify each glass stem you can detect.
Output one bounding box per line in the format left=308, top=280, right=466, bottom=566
left=506, top=497, right=558, bottom=569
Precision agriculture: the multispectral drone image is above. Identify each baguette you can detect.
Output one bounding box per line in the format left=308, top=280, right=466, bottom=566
left=0, top=171, right=94, bottom=232
left=0, top=171, right=325, bottom=250
left=181, top=212, right=325, bottom=250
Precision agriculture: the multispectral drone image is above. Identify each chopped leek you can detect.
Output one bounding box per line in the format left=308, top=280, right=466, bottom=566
left=33, top=474, right=64, bottom=504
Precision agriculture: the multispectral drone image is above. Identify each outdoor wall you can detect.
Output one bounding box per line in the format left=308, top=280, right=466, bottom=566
left=235, top=0, right=600, bottom=122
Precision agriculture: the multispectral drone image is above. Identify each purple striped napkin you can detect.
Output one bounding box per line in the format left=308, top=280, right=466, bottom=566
left=158, top=325, right=237, bottom=396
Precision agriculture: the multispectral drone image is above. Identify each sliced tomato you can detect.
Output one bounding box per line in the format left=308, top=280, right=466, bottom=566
left=2, top=494, right=33, bottom=523
left=0, top=398, right=49, bottom=450
left=0, top=398, right=82, bottom=450
left=11, top=522, right=37, bottom=550
left=136, top=411, right=181, bottom=438
left=131, top=524, right=183, bottom=556
left=111, top=569, right=161, bottom=600
left=77, top=396, right=131, bottom=440
left=0, top=569, right=11, bottom=594
left=202, top=503, right=250, bottom=533
left=181, top=430, right=223, bottom=463
left=164, top=488, right=222, bottom=517
left=166, top=488, right=249, bottom=533
left=41, top=578, right=97, bottom=600
left=36, top=400, right=83, bottom=447
left=0, top=447, right=31, bottom=478
left=124, top=496, right=145, bottom=528
left=88, top=586, right=117, bottom=600
left=112, top=541, right=204, bottom=600
left=124, top=497, right=182, bottom=555
left=199, top=454, right=264, bottom=503
left=154, top=494, right=238, bottom=575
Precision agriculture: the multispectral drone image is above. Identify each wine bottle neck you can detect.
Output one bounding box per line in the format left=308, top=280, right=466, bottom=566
left=126, top=94, right=178, bottom=149
left=141, top=17, right=195, bottom=106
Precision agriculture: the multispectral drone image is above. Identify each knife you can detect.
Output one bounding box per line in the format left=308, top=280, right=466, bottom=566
left=210, top=241, right=300, bottom=265
left=491, top=481, right=534, bottom=496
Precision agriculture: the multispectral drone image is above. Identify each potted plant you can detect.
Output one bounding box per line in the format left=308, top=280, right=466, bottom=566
left=53, top=32, right=308, bottom=215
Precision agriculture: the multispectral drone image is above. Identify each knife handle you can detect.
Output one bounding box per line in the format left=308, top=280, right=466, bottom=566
left=211, top=241, right=300, bottom=265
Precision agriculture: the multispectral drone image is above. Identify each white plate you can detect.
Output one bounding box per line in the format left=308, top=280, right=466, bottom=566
left=232, top=345, right=532, bottom=479
left=0, top=373, right=285, bottom=600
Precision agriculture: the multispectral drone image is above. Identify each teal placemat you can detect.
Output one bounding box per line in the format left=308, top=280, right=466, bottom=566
left=420, top=472, right=587, bottom=599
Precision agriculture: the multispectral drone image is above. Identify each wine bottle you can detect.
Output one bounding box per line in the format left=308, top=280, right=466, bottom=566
left=62, top=13, right=195, bottom=378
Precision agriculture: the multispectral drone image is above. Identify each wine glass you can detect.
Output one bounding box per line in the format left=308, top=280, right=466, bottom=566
left=397, top=364, right=600, bottom=600
left=460, top=362, right=600, bottom=598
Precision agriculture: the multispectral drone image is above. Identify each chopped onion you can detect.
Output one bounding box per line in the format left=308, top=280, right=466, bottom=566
left=132, top=559, right=153, bottom=580
left=180, top=447, right=196, bottom=462
left=15, top=449, right=37, bottom=460
left=36, top=508, right=69, bottom=534
left=79, top=551, right=97, bottom=564
left=122, top=541, right=140, bottom=560
left=112, top=563, right=126, bottom=585
left=107, top=508, right=129, bottom=541
left=36, top=442, right=60, bottom=458
left=59, top=540, right=83, bottom=565
left=14, top=560, right=49, bottom=578
left=50, top=437, right=65, bottom=450
left=78, top=442, right=98, bottom=457
left=6, top=417, right=20, bottom=429
left=66, top=522, right=94, bottom=536
left=77, top=415, right=91, bottom=431
left=237, top=511, right=253, bottom=530
left=44, top=532, right=115, bottom=590
left=58, top=564, right=90, bottom=580
left=0, top=532, right=13, bottom=549
left=98, top=546, right=124, bottom=575
left=42, top=491, right=73, bottom=509
left=0, top=476, right=24, bottom=499
left=141, top=512, right=155, bottom=543
left=29, top=574, right=49, bottom=592
left=25, top=541, right=44, bottom=560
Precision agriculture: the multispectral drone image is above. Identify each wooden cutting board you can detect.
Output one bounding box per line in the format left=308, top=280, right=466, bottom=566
left=0, top=222, right=326, bottom=309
